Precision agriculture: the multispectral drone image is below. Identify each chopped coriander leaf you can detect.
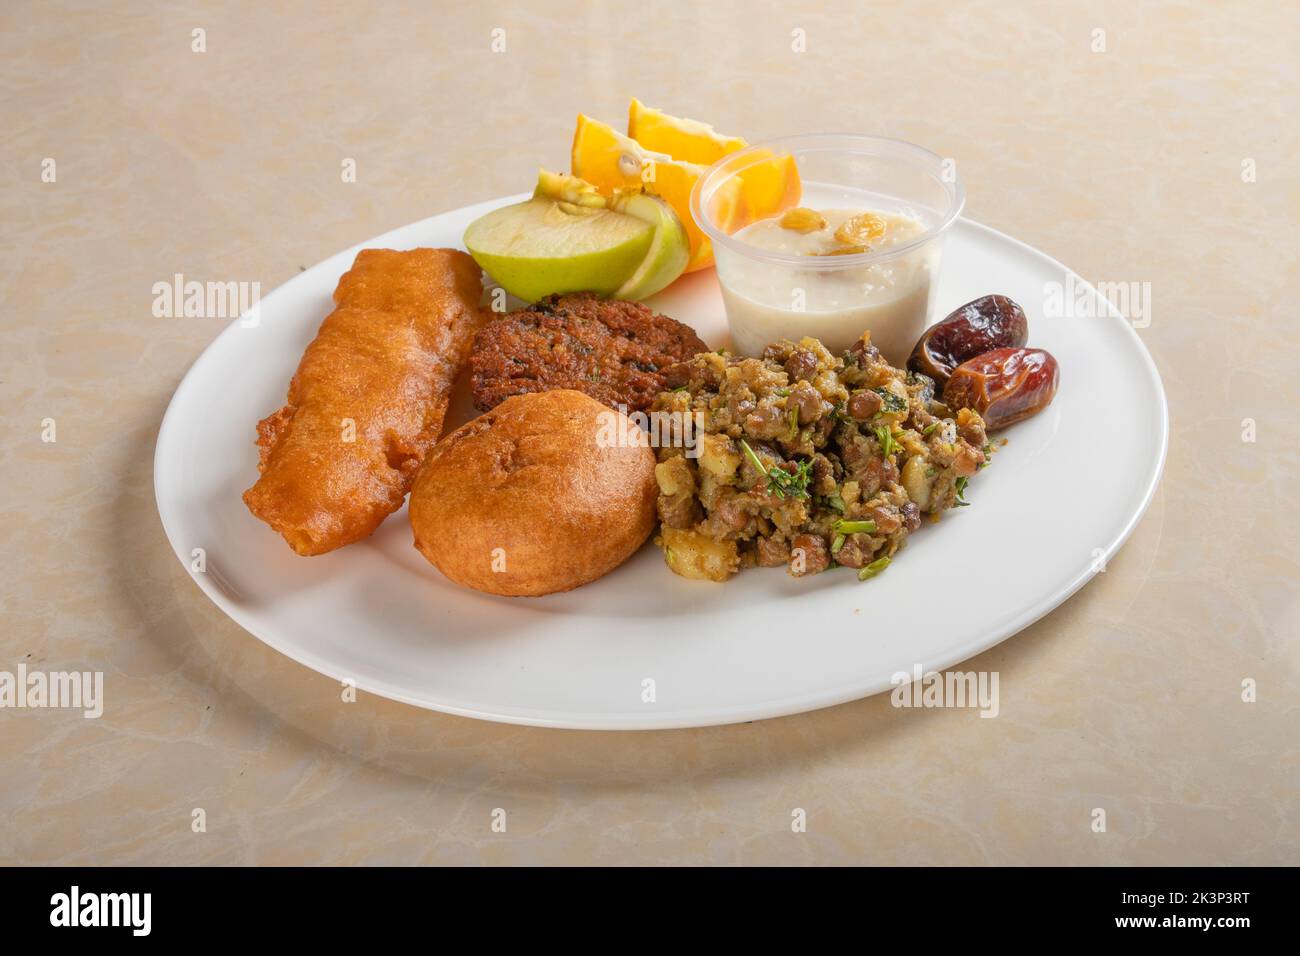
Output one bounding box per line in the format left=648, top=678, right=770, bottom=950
left=872, top=387, right=907, bottom=413
left=739, top=439, right=811, bottom=500
left=873, top=425, right=899, bottom=457
left=858, top=555, right=891, bottom=581
left=767, top=458, right=812, bottom=499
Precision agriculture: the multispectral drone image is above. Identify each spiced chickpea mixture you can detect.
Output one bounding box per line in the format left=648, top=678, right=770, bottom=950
left=650, top=333, right=993, bottom=582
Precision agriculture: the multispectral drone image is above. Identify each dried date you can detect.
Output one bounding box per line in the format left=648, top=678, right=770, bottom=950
left=908, top=295, right=1029, bottom=384
left=942, top=347, right=1059, bottom=429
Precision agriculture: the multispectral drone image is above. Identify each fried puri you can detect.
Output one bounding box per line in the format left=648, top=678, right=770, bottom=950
left=409, top=390, right=657, bottom=596
left=469, top=293, right=709, bottom=413
left=243, top=248, right=484, bottom=555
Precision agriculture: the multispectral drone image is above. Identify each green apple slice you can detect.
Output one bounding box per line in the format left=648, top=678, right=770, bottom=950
left=464, top=170, right=692, bottom=303
left=464, top=197, right=653, bottom=302
left=610, top=191, right=690, bottom=301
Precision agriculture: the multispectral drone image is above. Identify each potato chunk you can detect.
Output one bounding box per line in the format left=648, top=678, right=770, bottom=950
left=697, top=433, right=741, bottom=481
left=654, top=456, right=695, bottom=497
left=660, top=527, right=740, bottom=582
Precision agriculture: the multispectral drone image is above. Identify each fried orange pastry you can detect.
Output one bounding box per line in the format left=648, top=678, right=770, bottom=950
left=243, top=248, right=484, bottom=555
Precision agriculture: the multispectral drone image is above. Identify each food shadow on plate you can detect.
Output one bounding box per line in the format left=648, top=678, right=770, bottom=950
left=365, top=520, right=741, bottom=624
left=195, top=469, right=369, bottom=608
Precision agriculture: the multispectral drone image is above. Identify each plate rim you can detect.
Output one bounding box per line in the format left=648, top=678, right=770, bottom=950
left=153, top=207, right=1169, bottom=730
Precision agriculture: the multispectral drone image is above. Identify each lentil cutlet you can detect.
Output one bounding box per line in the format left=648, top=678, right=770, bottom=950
left=469, top=292, right=709, bottom=412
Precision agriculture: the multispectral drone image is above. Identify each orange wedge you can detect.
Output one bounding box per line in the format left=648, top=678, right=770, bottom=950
left=628, top=100, right=802, bottom=230
left=628, top=98, right=747, bottom=165
left=732, top=149, right=802, bottom=222
left=572, top=114, right=742, bottom=272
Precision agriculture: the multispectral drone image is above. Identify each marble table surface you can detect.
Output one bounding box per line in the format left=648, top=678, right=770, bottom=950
left=1, top=0, right=1296, bottom=864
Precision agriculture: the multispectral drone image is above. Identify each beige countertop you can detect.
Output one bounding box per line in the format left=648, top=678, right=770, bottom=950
left=2, top=0, right=1296, bottom=865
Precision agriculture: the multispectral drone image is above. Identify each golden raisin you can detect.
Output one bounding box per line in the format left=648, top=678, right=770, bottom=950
left=834, top=213, right=888, bottom=247
left=780, top=207, right=828, bottom=233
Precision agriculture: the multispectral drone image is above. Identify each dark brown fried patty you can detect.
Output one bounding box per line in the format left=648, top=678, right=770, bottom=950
left=470, top=293, right=710, bottom=412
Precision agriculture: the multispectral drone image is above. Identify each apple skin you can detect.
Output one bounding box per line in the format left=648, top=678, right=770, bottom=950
left=467, top=240, right=651, bottom=302
left=463, top=177, right=690, bottom=303
left=464, top=199, right=654, bottom=302
left=611, top=193, right=691, bottom=301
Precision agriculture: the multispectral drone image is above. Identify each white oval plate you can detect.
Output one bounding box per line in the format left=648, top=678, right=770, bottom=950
left=154, top=196, right=1167, bottom=730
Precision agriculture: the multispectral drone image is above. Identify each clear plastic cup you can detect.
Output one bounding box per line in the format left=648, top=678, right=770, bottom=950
left=691, top=133, right=964, bottom=366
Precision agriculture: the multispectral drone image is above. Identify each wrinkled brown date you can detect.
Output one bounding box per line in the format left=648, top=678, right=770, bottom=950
left=943, top=348, right=1059, bottom=430
left=908, top=295, right=1029, bottom=384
